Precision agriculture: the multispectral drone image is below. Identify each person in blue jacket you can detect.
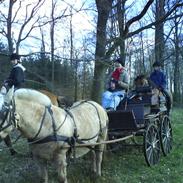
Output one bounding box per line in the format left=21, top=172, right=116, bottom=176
left=150, top=61, right=171, bottom=113
left=150, top=61, right=166, bottom=90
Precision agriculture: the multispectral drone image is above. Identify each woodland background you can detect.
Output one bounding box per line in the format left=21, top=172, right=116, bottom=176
left=0, top=0, right=183, bottom=104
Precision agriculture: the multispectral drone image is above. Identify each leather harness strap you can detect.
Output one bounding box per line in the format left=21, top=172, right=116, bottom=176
left=0, top=100, right=105, bottom=152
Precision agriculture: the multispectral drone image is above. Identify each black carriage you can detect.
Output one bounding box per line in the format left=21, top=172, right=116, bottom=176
left=107, top=86, right=173, bottom=166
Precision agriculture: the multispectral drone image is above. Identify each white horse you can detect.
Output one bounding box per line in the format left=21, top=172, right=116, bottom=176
left=0, top=87, right=108, bottom=183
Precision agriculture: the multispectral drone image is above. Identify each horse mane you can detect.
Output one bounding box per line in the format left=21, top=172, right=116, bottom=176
left=14, top=89, right=52, bottom=106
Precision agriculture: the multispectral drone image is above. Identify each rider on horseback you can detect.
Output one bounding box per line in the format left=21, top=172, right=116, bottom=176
left=0, top=53, right=26, bottom=155
left=1, top=53, right=26, bottom=94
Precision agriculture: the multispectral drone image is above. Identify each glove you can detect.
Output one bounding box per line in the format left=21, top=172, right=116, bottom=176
left=0, top=86, right=7, bottom=94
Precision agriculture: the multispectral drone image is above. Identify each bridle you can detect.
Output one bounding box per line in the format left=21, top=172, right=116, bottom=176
left=0, top=98, right=16, bottom=132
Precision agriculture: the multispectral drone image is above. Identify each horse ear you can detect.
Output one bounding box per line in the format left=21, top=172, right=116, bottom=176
left=4, top=86, right=14, bottom=104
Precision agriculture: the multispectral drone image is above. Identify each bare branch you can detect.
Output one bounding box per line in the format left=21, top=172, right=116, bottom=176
left=106, top=2, right=183, bottom=57
left=16, top=0, right=46, bottom=49
left=11, top=0, right=22, bottom=23
left=124, top=0, right=154, bottom=35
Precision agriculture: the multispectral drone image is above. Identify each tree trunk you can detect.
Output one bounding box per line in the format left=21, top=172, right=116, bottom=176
left=7, top=0, right=14, bottom=53
left=91, top=0, right=113, bottom=103
left=155, top=0, right=165, bottom=65
left=117, top=0, right=126, bottom=63
left=50, top=0, right=55, bottom=92
left=173, top=14, right=180, bottom=102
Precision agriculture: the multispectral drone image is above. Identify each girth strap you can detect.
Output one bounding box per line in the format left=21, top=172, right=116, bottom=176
left=64, top=108, right=78, bottom=139
left=28, top=134, right=70, bottom=144
left=47, top=106, right=58, bottom=141
left=30, top=106, right=47, bottom=142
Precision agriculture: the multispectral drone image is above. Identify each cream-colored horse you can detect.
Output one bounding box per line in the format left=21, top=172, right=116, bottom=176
left=0, top=87, right=108, bottom=183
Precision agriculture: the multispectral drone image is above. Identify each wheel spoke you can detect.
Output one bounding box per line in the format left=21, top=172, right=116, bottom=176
left=144, top=124, right=160, bottom=166
left=153, top=149, right=158, bottom=164
left=160, top=116, right=173, bottom=156
left=146, top=145, right=152, bottom=153
left=148, top=148, right=153, bottom=164
left=146, top=139, right=152, bottom=146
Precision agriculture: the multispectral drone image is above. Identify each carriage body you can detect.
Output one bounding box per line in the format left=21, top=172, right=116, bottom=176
left=107, top=86, right=173, bottom=166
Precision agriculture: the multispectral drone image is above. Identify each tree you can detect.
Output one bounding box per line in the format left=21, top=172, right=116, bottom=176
left=91, top=0, right=113, bottom=103
left=155, top=0, right=165, bottom=65
left=0, top=0, right=46, bottom=54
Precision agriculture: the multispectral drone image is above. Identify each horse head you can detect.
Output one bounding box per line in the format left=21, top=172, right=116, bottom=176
left=0, top=86, right=15, bottom=139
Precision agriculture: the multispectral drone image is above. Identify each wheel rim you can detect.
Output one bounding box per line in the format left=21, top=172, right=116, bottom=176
left=144, top=124, right=160, bottom=166
left=160, top=115, right=173, bottom=156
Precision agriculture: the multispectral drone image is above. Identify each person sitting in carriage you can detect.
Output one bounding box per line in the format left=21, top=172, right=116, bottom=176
left=1, top=53, right=26, bottom=94
left=150, top=61, right=171, bottom=112
left=102, top=58, right=129, bottom=110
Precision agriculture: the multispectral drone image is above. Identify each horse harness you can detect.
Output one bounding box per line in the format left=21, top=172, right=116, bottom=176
left=28, top=101, right=104, bottom=147
left=0, top=99, right=105, bottom=154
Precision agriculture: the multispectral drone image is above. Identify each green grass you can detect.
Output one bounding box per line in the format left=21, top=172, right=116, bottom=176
left=0, top=108, right=183, bottom=183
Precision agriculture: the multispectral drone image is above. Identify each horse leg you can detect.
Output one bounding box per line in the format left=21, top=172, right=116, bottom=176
left=34, top=157, right=48, bottom=183
left=91, top=149, right=97, bottom=174
left=4, top=135, right=17, bottom=155
left=56, top=151, right=68, bottom=183
left=94, top=129, right=108, bottom=176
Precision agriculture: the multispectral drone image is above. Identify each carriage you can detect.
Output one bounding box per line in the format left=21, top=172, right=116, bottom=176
left=107, top=85, right=173, bottom=166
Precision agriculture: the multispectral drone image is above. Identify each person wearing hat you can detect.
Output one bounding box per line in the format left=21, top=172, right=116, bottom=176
left=102, top=58, right=129, bottom=110
left=1, top=53, right=26, bottom=93
left=150, top=61, right=166, bottom=90
left=0, top=53, right=26, bottom=156
left=150, top=61, right=171, bottom=113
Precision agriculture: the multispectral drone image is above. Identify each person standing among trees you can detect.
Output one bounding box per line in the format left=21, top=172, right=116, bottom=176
left=102, top=58, right=129, bottom=110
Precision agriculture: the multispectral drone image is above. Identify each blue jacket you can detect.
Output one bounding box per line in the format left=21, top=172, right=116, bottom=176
left=150, top=70, right=166, bottom=90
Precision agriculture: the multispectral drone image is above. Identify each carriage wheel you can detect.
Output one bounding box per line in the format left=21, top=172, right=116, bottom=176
left=144, top=123, right=160, bottom=166
left=160, top=115, right=173, bottom=156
